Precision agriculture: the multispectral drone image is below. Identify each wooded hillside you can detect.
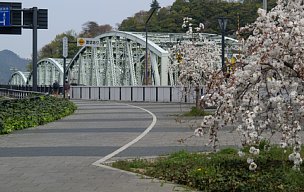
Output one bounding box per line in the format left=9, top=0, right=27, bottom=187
left=119, top=0, right=277, bottom=37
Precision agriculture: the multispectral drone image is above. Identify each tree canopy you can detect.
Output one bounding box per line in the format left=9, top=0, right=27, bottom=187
left=38, top=30, right=79, bottom=60
left=151, top=0, right=160, bottom=9
left=119, top=0, right=277, bottom=36
left=196, top=0, right=304, bottom=171
left=38, top=21, right=112, bottom=60
left=37, top=0, right=279, bottom=59
left=79, top=21, right=112, bottom=38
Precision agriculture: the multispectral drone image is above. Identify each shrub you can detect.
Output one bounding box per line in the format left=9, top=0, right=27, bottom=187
left=0, top=95, right=77, bottom=134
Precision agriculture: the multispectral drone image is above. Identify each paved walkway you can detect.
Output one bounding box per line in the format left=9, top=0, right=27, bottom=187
left=0, top=100, right=241, bottom=192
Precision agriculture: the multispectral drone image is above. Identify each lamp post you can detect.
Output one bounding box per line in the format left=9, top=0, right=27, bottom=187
left=62, top=37, right=68, bottom=98
left=218, top=17, right=228, bottom=74
left=263, top=0, right=267, bottom=11
left=145, top=1, right=160, bottom=85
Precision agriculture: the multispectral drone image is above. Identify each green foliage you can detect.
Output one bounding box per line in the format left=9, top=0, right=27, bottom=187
left=79, top=21, right=113, bottom=38
left=39, top=21, right=113, bottom=59
left=38, top=30, right=80, bottom=59
left=151, top=0, right=160, bottom=9
left=183, top=107, right=212, bottom=116
left=119, top=0, right=277, bottom=36
left=112, top=148, right=304, bottom=191
left=0, top=96, right=77, bottom=134
left=217, top=147, right=238, bottom=155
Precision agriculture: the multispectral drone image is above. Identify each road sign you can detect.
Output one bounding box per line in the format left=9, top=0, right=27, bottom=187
left=62, top=37, right=68, bottom=58
left=0, top=2, right=21, bottom=34
left=0, top=6, right=10, bottom=26
left=23, top=8, right=48, bottom=29
left=77, top=38, right=100, bottom=47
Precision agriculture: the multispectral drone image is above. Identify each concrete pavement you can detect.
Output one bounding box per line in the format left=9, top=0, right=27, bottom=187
left=0, top=100, right=240, bottom=192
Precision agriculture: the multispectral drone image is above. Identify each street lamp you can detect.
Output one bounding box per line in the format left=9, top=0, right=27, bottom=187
left=263, top=0, right=267, bottom=11
left=218, top=17, right=228, bottom=74
left=145, top=1, right=160, bottom=85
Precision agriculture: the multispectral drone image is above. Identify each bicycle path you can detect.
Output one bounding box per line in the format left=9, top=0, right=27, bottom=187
left=0, top=100, right=240, bottom=192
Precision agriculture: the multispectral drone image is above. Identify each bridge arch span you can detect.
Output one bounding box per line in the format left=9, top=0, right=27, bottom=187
left=27, top=58, right=64, bottom=86
left=67, top=31, right=169, bottom=86
left=8, top=71, right=30, bottom=85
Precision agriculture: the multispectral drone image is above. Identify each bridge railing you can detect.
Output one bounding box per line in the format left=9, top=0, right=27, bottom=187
left=70, top=86, right=200, bottom=103
left=0, top=85, right=201, bottom=103
left=0, top=85, right=63, bottom=95
left=0, top=88, right=46, bottom=99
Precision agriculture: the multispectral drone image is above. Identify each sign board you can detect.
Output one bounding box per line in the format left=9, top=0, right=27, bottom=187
left=23, top=8, right=48, bottom=29
left=77, top=38, right=100, bottom=47
left=0, top=2, right=21, bottom=34
left=62, top=37, right=68, bottom=58
left=0, top=6, right=10, bottom=26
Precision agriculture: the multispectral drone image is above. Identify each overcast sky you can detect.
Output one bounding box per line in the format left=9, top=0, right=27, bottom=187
left=0, top=0, right=176, bottom=59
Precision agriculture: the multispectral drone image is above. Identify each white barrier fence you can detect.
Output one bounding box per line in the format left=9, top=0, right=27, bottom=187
left=70, top=86, right=202, bottom=103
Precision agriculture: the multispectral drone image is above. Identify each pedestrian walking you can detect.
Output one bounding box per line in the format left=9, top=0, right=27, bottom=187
left=64, top=80, right=71, bottom=99
left=52, top=80, right=59, bottom=96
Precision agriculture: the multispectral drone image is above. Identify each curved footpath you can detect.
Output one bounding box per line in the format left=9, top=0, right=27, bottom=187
left=0, top=100, right=240, bottom=192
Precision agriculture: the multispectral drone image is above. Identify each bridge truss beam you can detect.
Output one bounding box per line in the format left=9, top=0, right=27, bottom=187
left=68, top=31, right=169, bottom=86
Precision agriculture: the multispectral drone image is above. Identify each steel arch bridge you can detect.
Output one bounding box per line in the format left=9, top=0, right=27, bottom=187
left=8, top=31, right=239, bottom=86
left=28, top=58, right=65, bottom=86
left=9, top=71, right=30, bottom=85
left=9, top=58, right=65, bottom=86
left=68, top=31, right=170, bottom=86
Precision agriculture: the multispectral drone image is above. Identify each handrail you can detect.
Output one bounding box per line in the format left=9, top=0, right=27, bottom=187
left=0, top=88, right=46, bottom=99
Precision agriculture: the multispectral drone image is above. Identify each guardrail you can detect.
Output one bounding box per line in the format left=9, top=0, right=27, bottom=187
left=0, top=85, right=63, bottom=95
left=0, top=85, right=202, bottom=103
left=0, top=88, right=46, bottom=99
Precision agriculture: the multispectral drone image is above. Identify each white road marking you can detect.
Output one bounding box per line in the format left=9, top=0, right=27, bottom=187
left=92, top=104, right=157, bottom=166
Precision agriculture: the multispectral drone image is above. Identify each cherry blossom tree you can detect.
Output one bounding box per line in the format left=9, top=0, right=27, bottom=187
left=198, top=0, right=304, bottom=170
left=170, top=17, right=221, bottom=109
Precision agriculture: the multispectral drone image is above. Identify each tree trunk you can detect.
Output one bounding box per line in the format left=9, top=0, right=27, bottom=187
left=195, top=86, right=201, bottom=109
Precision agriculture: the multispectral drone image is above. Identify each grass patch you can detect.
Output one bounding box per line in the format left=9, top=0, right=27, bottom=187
left=112, top=147, right=304, bottom=191
left=183, top=107, right=212, bottom=117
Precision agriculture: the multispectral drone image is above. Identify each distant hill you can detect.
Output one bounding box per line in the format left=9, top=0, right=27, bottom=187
left=0, top=50, right=30, bottom=84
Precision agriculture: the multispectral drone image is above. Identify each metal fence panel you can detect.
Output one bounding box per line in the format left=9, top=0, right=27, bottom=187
left=172, top=87, right=183, bottom=102
left=81, top=87, right=90, bottom=99
left=90, top=87, right=100, bottom=100
left=132, top=87, right=144, bottom=101
left=188, top=88, right=196, bottom=103
left=121, top=87, right=131, bottom=101
left=72, top=87, right=81, bottom=99
left=100, top=87, right=109, bottom=100
left=110, top=87, right=120, bottom=101
left=158, top=87, right=171, bottom=102
left=1, top=85, right=199, bottom=103
left=145, top=87, right=156, bottom=102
